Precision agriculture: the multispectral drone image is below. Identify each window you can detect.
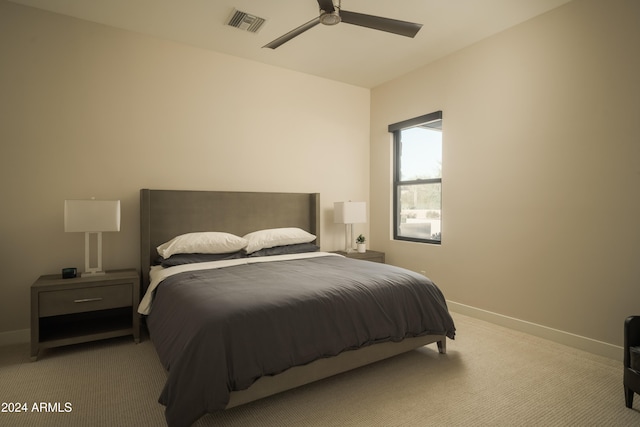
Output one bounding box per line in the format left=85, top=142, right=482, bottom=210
left=389, top=111, right=443, bottom=244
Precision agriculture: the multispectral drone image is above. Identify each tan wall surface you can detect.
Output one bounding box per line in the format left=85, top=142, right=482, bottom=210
left=0, top=1, right=370, bottom=335
left=3, top=0, right=639, bottom=355
left=371, top=0, right=640, bottom=348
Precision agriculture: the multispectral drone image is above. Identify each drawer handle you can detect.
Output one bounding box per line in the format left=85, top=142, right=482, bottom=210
left=73, top=298, right=103, bottom=303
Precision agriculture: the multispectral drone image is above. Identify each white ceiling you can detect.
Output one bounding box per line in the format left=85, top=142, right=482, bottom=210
left=10, top=0, right=571, bottom=88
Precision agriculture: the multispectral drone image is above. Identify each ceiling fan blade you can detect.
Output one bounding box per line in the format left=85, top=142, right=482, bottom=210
left=340, top=10, right=422, bottom=38
left=263, top=17, right=321, bottom=49
left=317, top=0, right=336, bottom=13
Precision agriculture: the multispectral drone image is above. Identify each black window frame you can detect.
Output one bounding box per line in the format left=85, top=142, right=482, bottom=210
left=389, top=110, right=443, bottom=245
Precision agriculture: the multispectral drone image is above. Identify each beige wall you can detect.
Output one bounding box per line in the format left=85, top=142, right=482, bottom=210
left=2, top=0, right=638, bottom=358
left=0, top=1, right=370, bottom=336
left=371, top=0, right=640, bottom=352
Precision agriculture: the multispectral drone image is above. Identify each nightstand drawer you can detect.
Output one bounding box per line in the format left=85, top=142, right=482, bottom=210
left=39, top=284, right=132, bottom=317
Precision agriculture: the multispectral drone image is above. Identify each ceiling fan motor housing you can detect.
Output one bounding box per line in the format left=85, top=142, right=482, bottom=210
left=320, top=11, right=341, bottom=26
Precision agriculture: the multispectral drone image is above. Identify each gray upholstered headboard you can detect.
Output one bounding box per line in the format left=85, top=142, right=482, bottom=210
left=139, top=189, right=320, bottom=291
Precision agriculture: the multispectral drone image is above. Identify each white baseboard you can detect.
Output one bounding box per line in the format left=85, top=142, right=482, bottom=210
left=0, top=328, right=29, bottom=347
left=0, top=304, right=624, bottom=360
left=447, top=300, right=623, bottom=361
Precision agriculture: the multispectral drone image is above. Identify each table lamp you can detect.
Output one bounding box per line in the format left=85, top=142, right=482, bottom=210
left=334, top=201, right=366, bottom=253
left=64, top=199, right=121, bottom=277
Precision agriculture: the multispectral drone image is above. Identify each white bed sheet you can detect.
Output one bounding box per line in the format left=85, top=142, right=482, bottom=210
left=138, top=252, right=342, bottom=315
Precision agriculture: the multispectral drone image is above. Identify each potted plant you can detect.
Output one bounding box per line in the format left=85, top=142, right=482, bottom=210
left=356, top=234, right=366, bottom=253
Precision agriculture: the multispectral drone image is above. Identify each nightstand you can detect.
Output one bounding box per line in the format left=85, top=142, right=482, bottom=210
left=30, top=269, right=140, bottom=361
left=333, top=250, right=386, bottom=263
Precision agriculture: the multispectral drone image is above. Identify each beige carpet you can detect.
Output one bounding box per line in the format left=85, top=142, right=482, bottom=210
left=1, top=312, right=639, bottom=427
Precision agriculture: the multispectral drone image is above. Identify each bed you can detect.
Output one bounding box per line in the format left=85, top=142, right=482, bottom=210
left=139, top=189, right=456, bottom=427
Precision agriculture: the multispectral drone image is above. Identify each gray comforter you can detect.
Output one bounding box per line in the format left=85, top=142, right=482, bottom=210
left=146, top=254, right=456, bottom=427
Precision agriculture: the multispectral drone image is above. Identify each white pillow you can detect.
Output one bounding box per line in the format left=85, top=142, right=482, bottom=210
left=243, top=227, right=316, bottom=254
left=157, top=232, right=247, bottom=258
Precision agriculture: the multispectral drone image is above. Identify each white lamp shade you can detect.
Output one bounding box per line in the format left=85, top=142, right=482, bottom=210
left=334, top=201, right=367, bottom=224
left=64, top=200, right=121, bottom=232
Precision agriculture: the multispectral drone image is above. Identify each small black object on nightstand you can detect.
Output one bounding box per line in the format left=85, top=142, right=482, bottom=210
left=61, top=267, right=77, bottom=279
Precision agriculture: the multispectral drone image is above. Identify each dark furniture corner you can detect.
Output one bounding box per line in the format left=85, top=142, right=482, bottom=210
left=624, top=315, right=640, bottom=408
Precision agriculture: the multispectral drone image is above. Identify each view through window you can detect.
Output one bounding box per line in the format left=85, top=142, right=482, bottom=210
left=389, top=111, right=442, bottom=244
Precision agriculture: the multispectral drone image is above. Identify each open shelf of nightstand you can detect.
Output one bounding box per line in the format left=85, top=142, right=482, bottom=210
left=39, top=307, right=133, bottom=347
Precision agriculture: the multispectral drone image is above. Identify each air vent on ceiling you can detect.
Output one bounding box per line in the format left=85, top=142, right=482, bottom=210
left=226, top=9, right=266, bottom=33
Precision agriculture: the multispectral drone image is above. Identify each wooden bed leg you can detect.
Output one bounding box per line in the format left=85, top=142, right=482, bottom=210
left=437, top=339, right=446, bottom=354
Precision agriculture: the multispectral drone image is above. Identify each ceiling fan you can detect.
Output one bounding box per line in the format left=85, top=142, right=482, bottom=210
left=263, top=0, right=423, bottom=49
